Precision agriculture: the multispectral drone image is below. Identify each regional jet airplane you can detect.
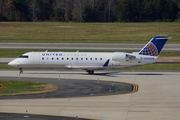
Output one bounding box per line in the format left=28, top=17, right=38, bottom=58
left=8, top=36, right=169, bottom=74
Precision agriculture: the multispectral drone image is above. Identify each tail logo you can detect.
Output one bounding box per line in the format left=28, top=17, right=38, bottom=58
left=139, top=42, right=158, bottom=56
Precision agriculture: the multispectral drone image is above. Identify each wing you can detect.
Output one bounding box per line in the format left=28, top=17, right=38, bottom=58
left=65, top=59, right=110, bottom=69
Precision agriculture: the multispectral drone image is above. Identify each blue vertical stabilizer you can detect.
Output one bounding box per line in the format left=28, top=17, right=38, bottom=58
left=138, top=36, right=169, bottom=56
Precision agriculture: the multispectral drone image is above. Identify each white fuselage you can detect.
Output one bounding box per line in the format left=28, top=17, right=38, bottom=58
left=8, top=51, right=158, bottom=70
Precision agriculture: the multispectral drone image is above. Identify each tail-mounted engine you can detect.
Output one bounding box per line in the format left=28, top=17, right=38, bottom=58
left=112, top=52, right=136, bottom=61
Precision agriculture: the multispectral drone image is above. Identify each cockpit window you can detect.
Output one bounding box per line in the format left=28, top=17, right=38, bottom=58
left=19, top=55, right=28, bottom=58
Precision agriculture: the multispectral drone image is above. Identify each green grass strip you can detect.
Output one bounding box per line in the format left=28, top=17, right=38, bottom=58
left=0, top=81, right=57, bottom=95
left=0, top=22, right=180, bottom=43
left=132, top=64, right=180, bottom=70
left=0, top=64, right=13, bottom=68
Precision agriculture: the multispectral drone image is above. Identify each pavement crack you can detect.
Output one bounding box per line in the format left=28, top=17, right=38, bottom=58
left=58, top=98, right=71, bottom=115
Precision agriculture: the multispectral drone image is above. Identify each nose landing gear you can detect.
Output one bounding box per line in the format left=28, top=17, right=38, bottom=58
left=19, top=68, right=23, bottom=74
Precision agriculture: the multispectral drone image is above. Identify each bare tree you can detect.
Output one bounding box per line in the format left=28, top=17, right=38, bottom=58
left=29, top=0, right=40, bottom=21
left=2, top=0, right=15, bottom=21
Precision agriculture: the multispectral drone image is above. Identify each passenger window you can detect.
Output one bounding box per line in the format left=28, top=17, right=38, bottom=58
left=62, top=58, right=64, bottom=60
left=57, top=58, right=59, bottom=60
left=100, top=58, right=102, bottom=60
left=95, top=58, right=97, bottom=60
left=81, top=58, right=83, bottom=60
left=52, top=58, right=54, bottom=60
left=76, top=58, right=78, bottom=60
left=86, top=58, right=88, bottom=60
left=42, top=57, right=44, bottom=60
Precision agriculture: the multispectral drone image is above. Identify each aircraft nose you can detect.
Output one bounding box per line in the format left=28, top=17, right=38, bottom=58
left=8, top=60, right=18, bottom=67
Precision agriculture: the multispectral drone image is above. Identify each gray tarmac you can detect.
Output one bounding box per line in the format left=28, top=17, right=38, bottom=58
left=0, top=70, right=180, bottom=120
left=0, top=70, right=135, bottom=120
left=0, top=43, right=180, bottom=51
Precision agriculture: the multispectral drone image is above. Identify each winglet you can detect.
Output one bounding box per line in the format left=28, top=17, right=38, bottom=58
left=103, top=59, right=110, bottom=67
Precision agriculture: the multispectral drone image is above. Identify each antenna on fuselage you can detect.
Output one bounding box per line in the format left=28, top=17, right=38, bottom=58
left=45, top=50, right=48, bottom=52
left=76, top=50, right=79, bottom=52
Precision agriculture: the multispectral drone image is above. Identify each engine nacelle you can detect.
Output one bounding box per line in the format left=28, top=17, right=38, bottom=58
left=112, top=52, right=136, bottom=61
left=112, top=52, right=126, bottom=61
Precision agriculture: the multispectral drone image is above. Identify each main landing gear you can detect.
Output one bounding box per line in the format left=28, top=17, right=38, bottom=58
left=86, top=70, right=94, bottom=74
left=19, top=68, right=23, bottom=74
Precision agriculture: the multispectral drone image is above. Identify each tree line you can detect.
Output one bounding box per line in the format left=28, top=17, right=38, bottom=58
left=0, top=0, right=180, bottom=22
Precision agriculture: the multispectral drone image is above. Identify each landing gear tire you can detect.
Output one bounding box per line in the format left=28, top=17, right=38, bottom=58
left=87, top=70, right=94, bottom=74
left=19, top=68, right=23, bottom=74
